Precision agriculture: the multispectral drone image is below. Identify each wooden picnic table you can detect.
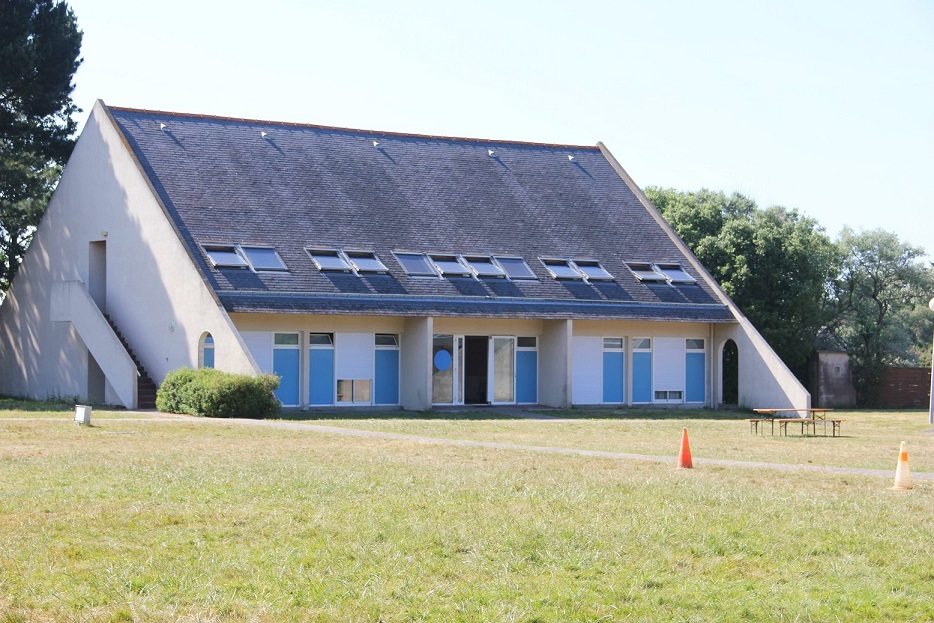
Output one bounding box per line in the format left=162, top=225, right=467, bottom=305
left=749, top=408, right=842, bottom=437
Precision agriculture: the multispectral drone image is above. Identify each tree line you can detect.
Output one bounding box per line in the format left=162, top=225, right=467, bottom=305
left=645, top=187, right=934, bottom=406
left=1, top=0, right=82, bottom=292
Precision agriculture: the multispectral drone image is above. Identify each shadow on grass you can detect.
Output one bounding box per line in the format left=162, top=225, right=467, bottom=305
left=276, top=410, right=520, bottom=421
left=0, top=396, right=75, bottom=412
left=533, top=408, right=753, bottom=421
left=275, top=407, right=754, bottom=422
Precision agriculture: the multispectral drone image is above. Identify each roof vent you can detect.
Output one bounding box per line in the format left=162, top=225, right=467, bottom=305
left=488, top=149, right=495, bottom=157
left=372, top=140, right=380, bottom=148
left=160, top=123, right=167, bottom=131
left=567, top=155, right=574, bottom=161
left=261, top=131, right=268, bottom=138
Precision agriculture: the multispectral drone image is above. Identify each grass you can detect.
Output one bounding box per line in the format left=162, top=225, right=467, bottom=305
left=0, top=396, right=147, bottom=420
left=2, top=404, right=933, bottom=622
left=299, top=409, right=934, bottom=472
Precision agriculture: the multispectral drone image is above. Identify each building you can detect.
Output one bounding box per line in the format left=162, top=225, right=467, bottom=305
left=0, top=101, right=809, bottom=411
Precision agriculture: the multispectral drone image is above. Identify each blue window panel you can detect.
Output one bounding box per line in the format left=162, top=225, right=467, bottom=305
left=309, top=349, right=334, bottom=405
left=516, top=351, right=538, bottom=404
left=273, top=348, right=300, bottom=406
left=602, top=351, right=624, bottom=403
left=632, top=352, right=652, bottom=403
left=375, top=349, right=399, bottom=405
left=203, top=346, right=214, bottom=369
left=686, top=352, right=705, bottom=402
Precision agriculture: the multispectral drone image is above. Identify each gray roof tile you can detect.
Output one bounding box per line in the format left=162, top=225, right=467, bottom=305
left=108, top=106, right=735, bottom=324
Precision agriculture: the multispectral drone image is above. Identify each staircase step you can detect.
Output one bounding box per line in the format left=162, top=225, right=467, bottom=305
left=105, top=315, right=159, bottom=409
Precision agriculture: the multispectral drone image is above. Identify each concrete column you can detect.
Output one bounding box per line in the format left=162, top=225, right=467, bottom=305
left=539, top=319, right=572, bottom=408
left=400, top=316, right=433, bottom=411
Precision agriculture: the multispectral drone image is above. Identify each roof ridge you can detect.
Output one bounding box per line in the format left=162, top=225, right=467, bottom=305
left=106, top=104, right=601, bottom=150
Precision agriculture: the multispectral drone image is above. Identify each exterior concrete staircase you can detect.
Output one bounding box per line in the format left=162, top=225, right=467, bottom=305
left=104, top=314, right=158, bottom=409
left=51, top=281, right=138, bottom=409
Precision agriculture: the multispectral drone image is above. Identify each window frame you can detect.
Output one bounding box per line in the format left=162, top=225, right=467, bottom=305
left=572, top=259, right=614, bottom=282
left=654, top=390, right=684, bottom=403
left=493, top=256, right=537, bottom=280
left=308, top=333, right=334, bottom=347
left=344, top=250, right=389, bottom=274
left=428, top=254, right=473, bottom=278
left=602, top=337, right=624, bottom=350
left=375, top=333, right=399, bottom=348
left=393, top=251, right=439, bottom=277
left=686, top=338, right=705, bottom=351
left=656, top=262, right=697, bottom=285
left=632, top=337, right=652, bottom=351
left=337, top=379, right=372, bottom=404
left=240, top=245, right=289, bottom=272
left=463, top=255, right=506, bottom=279
left=540, top=258, right=585, bottom=281
left=626, top=262, right=668, bottom=283
left=307, top=248, right=354, bottom=273
left=202, top=244, right=249, bottom=269
left=517, top=336, right=538, bottom=349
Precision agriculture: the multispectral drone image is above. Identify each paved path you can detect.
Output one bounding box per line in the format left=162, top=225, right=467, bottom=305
left=48, top=409, right=926, bottom=481
left=7, top=410, right=931, bottom=480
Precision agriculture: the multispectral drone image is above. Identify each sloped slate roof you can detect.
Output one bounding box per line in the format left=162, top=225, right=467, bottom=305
left=107, top=105, right=734, bottom=323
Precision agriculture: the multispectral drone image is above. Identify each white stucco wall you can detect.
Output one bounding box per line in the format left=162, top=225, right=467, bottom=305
left=400, top=316, right=432, bottom=411
left=570, top=320, right=716, bottom=408
left=714, top=321, right=810, bottom=410
left=0, top=101, right=257, bottom=406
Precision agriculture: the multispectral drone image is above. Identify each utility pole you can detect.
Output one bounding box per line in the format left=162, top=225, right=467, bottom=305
left=929, top=298, right=934, bottom=426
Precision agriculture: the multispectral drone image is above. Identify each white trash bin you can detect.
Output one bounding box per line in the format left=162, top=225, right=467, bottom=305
left=74, top=404, right=92, bottom=425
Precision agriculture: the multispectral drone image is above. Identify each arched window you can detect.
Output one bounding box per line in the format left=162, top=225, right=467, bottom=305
left=200, top=333, right=215, bottom=368
left=721, top=339, right=738, bottom=405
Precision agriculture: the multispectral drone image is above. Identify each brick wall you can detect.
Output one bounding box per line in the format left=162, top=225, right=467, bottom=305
left=880, top=367, right=932, bottom=408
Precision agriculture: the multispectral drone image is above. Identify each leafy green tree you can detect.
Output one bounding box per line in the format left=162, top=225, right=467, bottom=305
left=0, top=0, right=82, bottom=293
left=645, top=187, right=838, bottom=372
left=831, top=227, right=934, bottom=405
left=905, top=304, right=934, bottom=369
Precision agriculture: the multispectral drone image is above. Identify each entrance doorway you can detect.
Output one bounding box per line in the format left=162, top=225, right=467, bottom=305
left=721, top=339, right=739, bottom=405
left=463, top=336, right=488, bottom=404
left=432, top=334, right=517, bottom=405
left=89, top=241, right=106, bottom=311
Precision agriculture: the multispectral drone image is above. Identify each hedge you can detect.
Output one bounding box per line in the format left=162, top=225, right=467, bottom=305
left=155, top=367, right=281, bottom=419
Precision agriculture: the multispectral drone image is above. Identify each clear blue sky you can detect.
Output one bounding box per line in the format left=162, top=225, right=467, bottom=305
left=67, top=0, right=933, bottom=256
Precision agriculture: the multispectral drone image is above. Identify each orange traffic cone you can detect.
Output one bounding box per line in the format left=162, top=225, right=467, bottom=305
left=677, top=427, right=693, bottom=469
left=891, top=441, right=913, bottom=490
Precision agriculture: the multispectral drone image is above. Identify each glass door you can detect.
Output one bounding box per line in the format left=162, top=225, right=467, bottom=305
left=491, top=336, right=516, bottom=404
left=432, top=334, right=455, bottom=404
left=433, top=335, right=465, bottom=404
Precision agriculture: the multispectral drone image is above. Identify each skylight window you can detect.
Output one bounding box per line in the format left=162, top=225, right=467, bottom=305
left=203, top=245, right=248, bottom=269
left=307, top=248, right=352, bottom=272
left=429, top=255, right=472, bottom=277
left=657, top=263, right=697, bottom=284
left=394, top=252, right=437, bottom=277
left=241, top=246, right=288, bottom=272
left=463, top=256, right=505, bottom=278
left=345, top=250, right=388, bottom=274
left=572, top=259, right=614, bottom=281
left=627, top=262, right=667, bottom=283
left=541, top=258, right=584, bottom=280
left=494, top=256, right=536, bottom=280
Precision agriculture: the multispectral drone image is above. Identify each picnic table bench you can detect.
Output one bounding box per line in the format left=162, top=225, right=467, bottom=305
left=749, top=408, right=843, bottom=437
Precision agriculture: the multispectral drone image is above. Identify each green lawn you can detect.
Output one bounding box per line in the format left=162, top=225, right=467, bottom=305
left=2, top=404, right=933, bottom=622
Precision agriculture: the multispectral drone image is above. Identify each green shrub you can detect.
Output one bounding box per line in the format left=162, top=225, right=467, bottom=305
left=156, top=367, right=280, bottom=419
